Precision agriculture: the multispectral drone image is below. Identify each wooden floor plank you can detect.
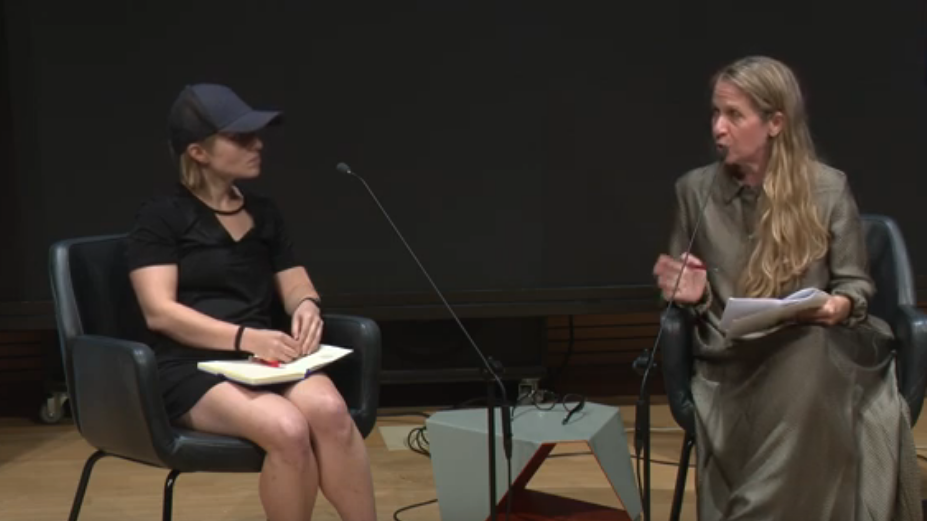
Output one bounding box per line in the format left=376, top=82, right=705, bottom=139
left=1, top=400, right=926, bottom=520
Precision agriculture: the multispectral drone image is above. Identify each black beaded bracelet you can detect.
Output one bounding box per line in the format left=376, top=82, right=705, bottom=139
left=297, top=296, right=322, bottom=313
left=234, top=325, right=246, bottom=351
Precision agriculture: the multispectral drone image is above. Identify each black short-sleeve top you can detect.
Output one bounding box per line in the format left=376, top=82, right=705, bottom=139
left=125, top=183, right=300, bottom=361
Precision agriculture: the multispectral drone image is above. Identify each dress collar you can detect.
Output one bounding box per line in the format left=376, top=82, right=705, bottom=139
left=717, top=164, right=762, bottom=204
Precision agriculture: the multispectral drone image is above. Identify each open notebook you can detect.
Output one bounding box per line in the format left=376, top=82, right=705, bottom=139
left=197, top=344, right=353, bottom=386
left=720, top=287, right=830, bottom=340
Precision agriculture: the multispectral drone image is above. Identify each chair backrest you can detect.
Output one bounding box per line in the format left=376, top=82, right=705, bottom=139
left=861, top=215, right=917, bottom=323
left=49, top=234, right=151, bottom=430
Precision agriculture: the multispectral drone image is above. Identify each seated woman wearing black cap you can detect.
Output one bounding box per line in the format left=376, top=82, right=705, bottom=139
left=125, top=84, right=376, bottom=521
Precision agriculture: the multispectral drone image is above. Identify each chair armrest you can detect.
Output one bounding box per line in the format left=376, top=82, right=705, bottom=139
left=321, top=314, right=382, bottom=438
left=71, top=334, right=176, bottom=466
left=658, top=306, right=696, bottom=435
left=893, top=305, right=927, bottom=426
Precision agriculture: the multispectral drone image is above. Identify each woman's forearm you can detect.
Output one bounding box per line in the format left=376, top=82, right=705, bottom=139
left=145, top=301, right=241, bottom=351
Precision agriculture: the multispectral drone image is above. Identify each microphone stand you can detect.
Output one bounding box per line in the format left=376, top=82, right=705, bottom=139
left=632, top=160, right=721, bottom=521
left=633, top=345, right=656, bottom=521
left=338, top=163, right=513, bottom=521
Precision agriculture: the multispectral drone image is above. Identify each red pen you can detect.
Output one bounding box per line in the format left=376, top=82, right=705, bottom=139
left=681, top=258, right=707, bottom=271
left=250, top=356, right=280, bottom=368
left=676, top=254, right=707, bottom=271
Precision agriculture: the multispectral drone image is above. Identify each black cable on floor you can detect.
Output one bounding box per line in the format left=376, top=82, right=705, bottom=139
left=392, top=498, right=438, bottom=520
left=406, top=425, right=430, bottom=457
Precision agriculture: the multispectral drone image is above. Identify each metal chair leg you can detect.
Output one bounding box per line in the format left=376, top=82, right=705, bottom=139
left=670, top=433, right=695, bottom=521
left=162, top=469, right=182, bottom=521
left=68, top=450, right=109, bottom=521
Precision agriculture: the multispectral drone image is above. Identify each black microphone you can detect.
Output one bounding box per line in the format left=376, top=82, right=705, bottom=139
left=633, top=145, right=725, bottom=520
left=337, top=162, right=514, bottom=520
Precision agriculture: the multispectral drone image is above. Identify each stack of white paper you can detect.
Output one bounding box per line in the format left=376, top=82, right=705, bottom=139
left=720, top=287, right=830, bottom=340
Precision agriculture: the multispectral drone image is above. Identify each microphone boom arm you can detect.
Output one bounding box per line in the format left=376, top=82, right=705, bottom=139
left=347, top=173, right=506, bottom=392
left=338, top=162, right=514, bottom=520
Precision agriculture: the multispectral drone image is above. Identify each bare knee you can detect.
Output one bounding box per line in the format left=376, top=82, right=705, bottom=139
left=262, top=410, right=312, bottom=460
left=303, top=392, right=354, bottom=444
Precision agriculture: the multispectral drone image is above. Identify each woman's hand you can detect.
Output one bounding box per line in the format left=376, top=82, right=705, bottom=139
left=653, top=253, right=708, bottom=304
left=291, top=299, right=324, bottom=356
left=241, top=328, right=300, bottom=363
left=796, top=294, right=852, bottom=326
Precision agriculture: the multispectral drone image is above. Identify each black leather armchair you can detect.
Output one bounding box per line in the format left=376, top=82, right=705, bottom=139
left=49, top=234, right=382, bottom=521
left=659, top=214, right=927, bottom=521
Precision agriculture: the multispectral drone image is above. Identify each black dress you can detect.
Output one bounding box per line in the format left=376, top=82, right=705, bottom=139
left=125, top=183, right=300, bottom=421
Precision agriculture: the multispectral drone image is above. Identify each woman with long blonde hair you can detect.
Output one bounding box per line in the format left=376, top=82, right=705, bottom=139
left=652, top=56, right=921, bottom=520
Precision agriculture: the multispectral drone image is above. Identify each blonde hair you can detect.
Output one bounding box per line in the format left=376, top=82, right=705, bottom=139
left=715, top=56, right=829, bottom=298
left=178, top=136, right=217, bottom=191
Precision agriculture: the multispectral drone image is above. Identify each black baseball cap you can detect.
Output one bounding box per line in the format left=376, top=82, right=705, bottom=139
left=168, top=83, right=283, bottom=156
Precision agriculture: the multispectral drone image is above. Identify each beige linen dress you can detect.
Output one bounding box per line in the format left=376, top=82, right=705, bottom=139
left=669, top=161, right=922, bottom=521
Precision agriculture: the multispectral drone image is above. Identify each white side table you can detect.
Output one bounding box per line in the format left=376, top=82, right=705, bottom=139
left=426, top=401, right=641, bottom=521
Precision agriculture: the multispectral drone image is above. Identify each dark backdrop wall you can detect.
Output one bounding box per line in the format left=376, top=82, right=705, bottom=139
left=2, top=0, right=925, bottom=309
left=0, top=5, right=21, bottom=302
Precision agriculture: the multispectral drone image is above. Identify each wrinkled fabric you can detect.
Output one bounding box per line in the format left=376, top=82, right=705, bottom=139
left=668, top=161, right=921, bottom=521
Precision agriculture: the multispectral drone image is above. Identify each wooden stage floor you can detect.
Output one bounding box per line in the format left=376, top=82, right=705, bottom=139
left=3, top=398, right=927, bottom=520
